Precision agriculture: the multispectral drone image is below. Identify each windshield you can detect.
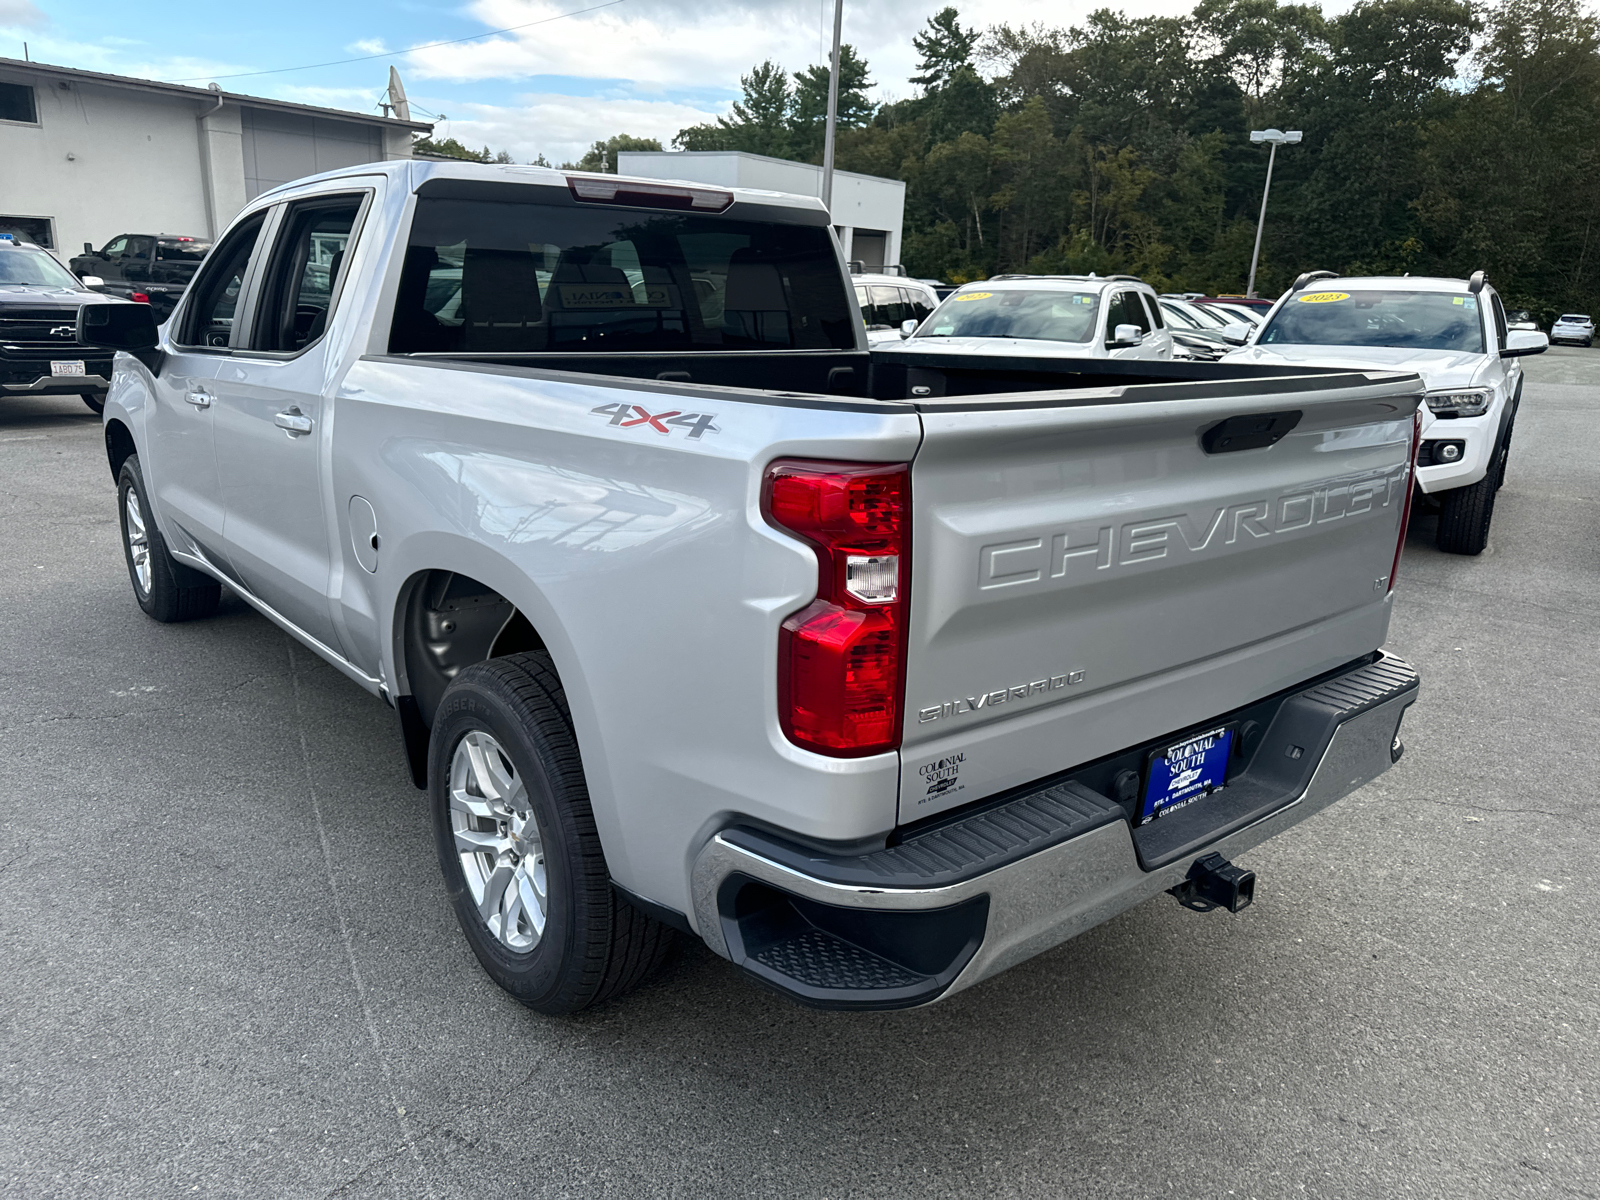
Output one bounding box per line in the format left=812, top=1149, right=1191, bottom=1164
left=918, top=289, right=1102, bottom=343
left=0, top=248, right=82, bottom=288
left=1259, top=289, right=1485, bottom=353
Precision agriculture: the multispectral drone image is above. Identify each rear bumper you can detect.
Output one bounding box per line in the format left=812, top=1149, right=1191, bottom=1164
left=691, top=653, right=1418, bottom=1010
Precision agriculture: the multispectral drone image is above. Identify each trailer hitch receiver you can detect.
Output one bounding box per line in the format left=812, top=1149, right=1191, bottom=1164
left=1169, top=853, right=1256, bottom=913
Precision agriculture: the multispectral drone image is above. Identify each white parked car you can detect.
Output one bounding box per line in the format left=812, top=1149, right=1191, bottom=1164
left=1222, top=271, right=1547, bottom=555
left=1550, top=313, right=1594, bottom=346
left=853, top=273, right=940, bottom=345
left=899, top=274, right=1174, bottom=360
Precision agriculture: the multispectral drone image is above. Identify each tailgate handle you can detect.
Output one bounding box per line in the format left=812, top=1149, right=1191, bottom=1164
left=1201, top=410, right=1301, bottom=454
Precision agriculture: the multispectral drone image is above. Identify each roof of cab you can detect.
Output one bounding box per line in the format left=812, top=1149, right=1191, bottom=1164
left=950, top=275, right=1149, bottom=293
left=252, top=158, right=828, bottom=216
left=1303, top=275, right=1478, bottom=293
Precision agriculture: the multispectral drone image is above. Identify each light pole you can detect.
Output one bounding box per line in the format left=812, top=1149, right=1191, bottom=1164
left=820, top=0, right=844, bottom=212
left=1246, top=128, right=1301, bottom=298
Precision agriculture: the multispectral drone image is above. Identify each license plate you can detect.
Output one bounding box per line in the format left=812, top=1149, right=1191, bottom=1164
left=50, top=360, right=86, bottom=377
left=1140, top=725, right=1235, bottom=825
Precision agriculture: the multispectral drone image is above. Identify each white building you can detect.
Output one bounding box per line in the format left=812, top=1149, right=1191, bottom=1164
left=616, top=150, right=906, bottom=271
left=0, top=57, right=428, bottom=253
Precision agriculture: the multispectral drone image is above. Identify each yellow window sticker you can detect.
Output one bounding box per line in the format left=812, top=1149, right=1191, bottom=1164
left=1297, top=291, right=1351, bottom=304
left=954, top=291, right=993, bottom=301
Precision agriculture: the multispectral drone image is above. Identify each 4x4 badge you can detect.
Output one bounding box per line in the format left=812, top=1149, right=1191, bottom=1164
left=591, top=402, right=719, bottom=439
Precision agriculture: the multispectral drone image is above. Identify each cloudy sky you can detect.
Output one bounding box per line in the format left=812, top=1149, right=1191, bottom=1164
left=5, top=0, right=1226, bottom=162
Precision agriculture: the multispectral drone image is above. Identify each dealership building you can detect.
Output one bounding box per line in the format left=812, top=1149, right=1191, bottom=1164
left=617, top=150, right=907, bottom=272
left=0, top=57, right=428, bottom=255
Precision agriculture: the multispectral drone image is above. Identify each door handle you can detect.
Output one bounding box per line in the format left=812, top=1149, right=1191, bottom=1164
left=274, top=408, right=313, bottom=437
left=185, top=389, right=212, bottom=408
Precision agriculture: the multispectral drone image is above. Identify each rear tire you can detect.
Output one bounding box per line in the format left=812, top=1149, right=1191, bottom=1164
left=1435, top=473, right=1497, bottom=556
left=429, top=652, right=675, bottom=1014
left=117, top=454, right=222, bottom=621
left=81, top=392, right=105, bottom=415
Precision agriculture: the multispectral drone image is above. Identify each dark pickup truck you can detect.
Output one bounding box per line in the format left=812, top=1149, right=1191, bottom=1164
left=70, top=233, right=211, bottom=321
left=1, top=235, right=134, bottom=413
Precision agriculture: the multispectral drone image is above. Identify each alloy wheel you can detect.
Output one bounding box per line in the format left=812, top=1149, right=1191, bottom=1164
left=124, top=486, right=151, bottom=596
left=448, top=730, right=548, bottom=951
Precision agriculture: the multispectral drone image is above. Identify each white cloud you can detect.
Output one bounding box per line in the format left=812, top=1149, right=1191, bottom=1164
left=399, top=0, right=1204, bottom=100
left=347, top=38, right=388, bottom=55
left=430, top=91, right=724, bottom=163
left=0, top=0, right=46, bottom=31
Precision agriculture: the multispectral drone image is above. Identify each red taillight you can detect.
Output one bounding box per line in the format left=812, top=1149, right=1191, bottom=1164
left=1389, top=407, right=1424, bottom=592
left=764, top=459, right=910, bottom=757
left=130, top=292, right=150, bottom=304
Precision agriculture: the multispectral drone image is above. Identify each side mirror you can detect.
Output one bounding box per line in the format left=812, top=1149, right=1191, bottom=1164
left=78, top=302, right=160, bottom=367
left=900, top=318, right=919, bottom=339
left=1502, top=329, right=1549, bottom=357
left=83, top=241, right=94, bottom=253
left=1110, top=323, right=1144, bottom=347
left=1219, top=321, right=1252, bottom=346
left=80, top=275, right=105, bottom=290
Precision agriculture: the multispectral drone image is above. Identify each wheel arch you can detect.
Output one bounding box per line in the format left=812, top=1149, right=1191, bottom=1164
left=105, top=418, right=137, bottom=483
left=389, top=558, right=585, bottom=791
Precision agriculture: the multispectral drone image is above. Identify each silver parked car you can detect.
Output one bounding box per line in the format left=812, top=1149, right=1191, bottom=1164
left=1551, top=313, right=1594, bottom=346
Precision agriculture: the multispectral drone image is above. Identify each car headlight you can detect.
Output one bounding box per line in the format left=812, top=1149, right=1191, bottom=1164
left=1425, top=388, right=1492, bottom=417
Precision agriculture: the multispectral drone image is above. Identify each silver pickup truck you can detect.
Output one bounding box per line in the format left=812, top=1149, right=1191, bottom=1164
left=83, top=161, right=1422, bottom=1014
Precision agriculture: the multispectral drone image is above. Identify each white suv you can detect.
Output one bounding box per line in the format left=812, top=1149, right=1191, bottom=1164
left=901, top=274, right=1174, bottom=360
left=1222, top=272, right=1547, bottom=555
left=853, top=273, right=940, bottom=345
left=1550, top=313, right=1594, bottom=346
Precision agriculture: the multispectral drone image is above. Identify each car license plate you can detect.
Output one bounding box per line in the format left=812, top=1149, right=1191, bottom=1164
left=50, top=360, right=86, bottom=377
left=1139, top=725, right=1235, bottom=825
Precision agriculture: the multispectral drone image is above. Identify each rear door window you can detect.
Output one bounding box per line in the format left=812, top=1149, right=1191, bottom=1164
left=1140, top=293, right=1164, bottom=329
left=251, top=195, right=364, bottom=353
left=389, top=194, right=856, bottom=353
left=871, top=286, right=908, bottom=328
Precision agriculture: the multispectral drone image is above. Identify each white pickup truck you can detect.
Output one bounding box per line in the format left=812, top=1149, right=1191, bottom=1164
left=84, top=162, right=1422, bottom=1014
left=1222, top=272, right=1547, bottom=555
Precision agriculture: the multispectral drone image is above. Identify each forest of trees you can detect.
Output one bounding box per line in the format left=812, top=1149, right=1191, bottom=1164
left=654, top=0, right=1600, bottom=316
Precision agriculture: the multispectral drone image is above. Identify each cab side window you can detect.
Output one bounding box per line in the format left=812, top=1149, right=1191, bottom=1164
left=1105, top=291, right=1140, bottom=342
left=102, top=236, right=128, bottom=258
left=177, top=213, right=266, bottom=349
left=1141, top=293, right=1164, bottom=330
left=251, top=196, right=363, bottom=353
left=870, top=285, right=908, bottom=328
left=904, top=287, right=935, bottom=323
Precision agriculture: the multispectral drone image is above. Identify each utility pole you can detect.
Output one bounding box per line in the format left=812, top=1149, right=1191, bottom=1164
left=820, top=0, right=844, bottom=212
left=1246, top=128, right=1301, bottom=298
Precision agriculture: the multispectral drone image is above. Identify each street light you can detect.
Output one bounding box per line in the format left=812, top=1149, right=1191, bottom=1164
left=1246, top=128, right=1302, bottom=298
left=821, top=0, right=844, bottom=212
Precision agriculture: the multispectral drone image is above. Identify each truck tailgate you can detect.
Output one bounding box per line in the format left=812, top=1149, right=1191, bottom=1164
left=900, top=372, right=1420, bottom=821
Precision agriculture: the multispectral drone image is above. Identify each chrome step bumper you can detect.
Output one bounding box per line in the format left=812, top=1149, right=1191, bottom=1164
left=691, top=653, right=1419, bottom=1009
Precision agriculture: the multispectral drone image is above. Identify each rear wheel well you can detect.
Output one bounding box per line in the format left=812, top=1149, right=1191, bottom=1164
left=105, top=419, right=136, bottom=483
left=400, top=570, right=546, bottom=731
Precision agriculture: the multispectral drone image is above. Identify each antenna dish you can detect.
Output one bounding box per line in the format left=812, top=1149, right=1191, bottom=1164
left=387, top=67, right=411, bottom=122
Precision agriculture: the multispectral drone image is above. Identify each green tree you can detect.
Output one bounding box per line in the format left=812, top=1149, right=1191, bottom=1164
left=791, top=44, right=875, bottom=160
left=412, top=136, right=492, bottom=162
left=912, top=8, right=978, bottom=89
left=565, top=133, right=664, bottom=172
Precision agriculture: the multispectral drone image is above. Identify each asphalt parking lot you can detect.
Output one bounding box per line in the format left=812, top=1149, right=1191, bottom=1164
left=2, top=350, right=1597, bottom=1199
